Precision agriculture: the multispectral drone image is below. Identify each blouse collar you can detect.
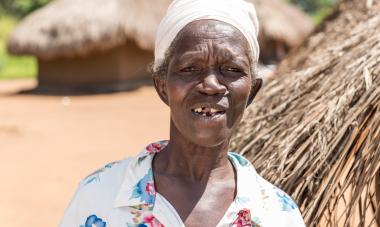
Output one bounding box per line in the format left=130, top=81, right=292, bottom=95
left=113, top=141, right=262, bottom=210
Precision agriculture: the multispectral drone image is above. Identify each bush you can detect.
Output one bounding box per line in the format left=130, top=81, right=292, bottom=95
left=289, top=0, right=336, bottom=13
left=0, top=0, right=45, bottom=79
left=288, top=0, right=337, bottom=24
left=0, top=0, right=50, bottom=18
left=0, top=15, right=37, bottom=79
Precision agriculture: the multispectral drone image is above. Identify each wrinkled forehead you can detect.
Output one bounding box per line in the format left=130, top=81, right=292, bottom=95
left=170, top=19, right=251, bottom=57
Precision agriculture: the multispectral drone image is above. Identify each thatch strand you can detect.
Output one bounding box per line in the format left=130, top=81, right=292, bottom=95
left=231, top=0, right=380, bottom=226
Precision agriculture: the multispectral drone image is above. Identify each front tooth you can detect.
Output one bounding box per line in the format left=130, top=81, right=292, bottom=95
left=210, top=108, right=217, bottom=113
left=195, top=108, right=202, bottom=113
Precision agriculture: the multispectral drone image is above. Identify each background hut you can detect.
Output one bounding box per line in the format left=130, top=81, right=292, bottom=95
left=6, top=0, right=171, bottom=92
left=7, top=0, right=313, bottom=92
left=231, top=0, right=380, bottom=226
left=253, top=0, right=314, bottom=64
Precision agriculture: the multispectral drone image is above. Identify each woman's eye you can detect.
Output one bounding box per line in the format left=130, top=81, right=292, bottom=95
left=223, top=67, right=244, bottom=74
left=227, top=68, right=240, bottom=72
left=180, top=67, right=200, bottom=73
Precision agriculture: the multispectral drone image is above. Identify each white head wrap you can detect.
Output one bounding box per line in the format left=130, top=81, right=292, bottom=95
left=153, top=0, right=260, bottom=72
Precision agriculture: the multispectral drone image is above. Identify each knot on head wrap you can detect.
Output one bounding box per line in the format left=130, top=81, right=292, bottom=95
left=154, top=0, right=260, bottom=72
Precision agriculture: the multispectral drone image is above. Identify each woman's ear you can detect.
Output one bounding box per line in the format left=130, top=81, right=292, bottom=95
left=153, top=76, right=169, bottom=106
left=247, top=78, right=262, bottom=106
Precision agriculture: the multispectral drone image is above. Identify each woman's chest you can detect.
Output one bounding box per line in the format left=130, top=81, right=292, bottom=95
left=105, top=196, right=256, bottom=227
left=155, top=176, right=237, bottom=226
left=179, top=194, right=236, bottom=227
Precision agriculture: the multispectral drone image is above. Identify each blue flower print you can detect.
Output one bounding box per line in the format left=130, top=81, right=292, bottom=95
left=229, top=152, right=249, bottom=166
left=127, top=223, right=151, bottom=227
left=276, top=190, right=297, bottom=212
left=252, top=216, right=262, bottom=227
left=84, top=176, right=99, bottom=185
left=104, top=161, right=119, bottom=169
left=130, top=169, right=156, bottom=205
left=83, top=161, right=119, bottom=185
left=80, top=214, right=106, bottom=227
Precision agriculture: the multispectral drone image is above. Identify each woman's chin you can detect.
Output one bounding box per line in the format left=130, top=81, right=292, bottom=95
left=187, top=133, right=229, bottom=148
left=171, top=115, right=232, bottom=147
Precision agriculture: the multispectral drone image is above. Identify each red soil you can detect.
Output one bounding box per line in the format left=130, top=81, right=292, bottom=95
left=0, top=80, right=169, bottom=226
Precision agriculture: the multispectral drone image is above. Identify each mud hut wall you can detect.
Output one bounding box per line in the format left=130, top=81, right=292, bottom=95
left=117, top=39, right=153, bottom=82
left=258, top=33, right=288, bottom=64
left=38, top=40, right=153, bottom=88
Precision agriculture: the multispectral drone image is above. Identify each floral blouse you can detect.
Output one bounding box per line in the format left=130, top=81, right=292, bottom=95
left=60, top=141, right=305, bottom=227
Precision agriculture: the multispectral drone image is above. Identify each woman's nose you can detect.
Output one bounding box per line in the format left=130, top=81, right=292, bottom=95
left=198, top=71, right=227, bottom=96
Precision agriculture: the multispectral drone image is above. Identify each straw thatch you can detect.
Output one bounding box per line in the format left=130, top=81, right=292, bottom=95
left=254, top=0, right=314, bottom=48
left=231, top=0, right=380, bottom=226
left=7, top=0, right=313, bottom=60
left=6, top=0, right=171, bottom=59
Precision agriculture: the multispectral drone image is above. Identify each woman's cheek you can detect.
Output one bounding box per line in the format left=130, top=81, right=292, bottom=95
left=232, top=78, right=251, bottom=103
left=166, top=80, right=189, bottom=109
left=228, top=80, right=251, bottom=123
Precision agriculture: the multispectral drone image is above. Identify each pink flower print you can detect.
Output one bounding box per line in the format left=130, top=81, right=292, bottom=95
left=130, top=169, right=156, bottom=204
left=143, top=214, right=165, bottom=227
left=146, top=143, right=163, bottom=154
left=146, top=182, right=155, bottom=196
left=232, top=209, right=252, bottom=227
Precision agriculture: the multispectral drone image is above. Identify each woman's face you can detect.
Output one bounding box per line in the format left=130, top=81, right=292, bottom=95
left=155, top=20, right=261, bottom=147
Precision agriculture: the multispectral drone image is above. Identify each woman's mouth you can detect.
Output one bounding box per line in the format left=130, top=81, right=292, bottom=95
left=191, top=106, right=226, bottom=118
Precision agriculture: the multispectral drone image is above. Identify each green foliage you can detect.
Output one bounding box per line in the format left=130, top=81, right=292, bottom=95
left=0, top=0, right=50, bottom=18
left=288, top=0, right=336, bottom=24
left=288, top=0, right=336, bottom=13
left=0, top=0, right=49, bottom=79
left=0, top=15, right=37, bottom=80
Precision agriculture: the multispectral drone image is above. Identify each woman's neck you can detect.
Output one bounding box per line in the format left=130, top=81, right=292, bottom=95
left=153, top=121, right=231, bottom=182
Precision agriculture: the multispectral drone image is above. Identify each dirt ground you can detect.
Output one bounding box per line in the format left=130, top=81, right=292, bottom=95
left=0, top=79, right=169, bottom=226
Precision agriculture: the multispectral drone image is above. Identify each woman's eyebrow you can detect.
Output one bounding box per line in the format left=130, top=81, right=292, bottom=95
left=223, top=56, right=250, bottom=67
left=217, top=52, right=250, bottom=68
left=175, top=48, right=250, bottom=68
left=176, top=50, right=208, bottom=63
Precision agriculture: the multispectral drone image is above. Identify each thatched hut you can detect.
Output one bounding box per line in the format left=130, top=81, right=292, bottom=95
left=6, top=0, right=171, bottom=92
left=253, top=0, right=314, bottom=64
left=7, top=0, right=313, bottom=92
left=231, top=0, right=380, bottom=226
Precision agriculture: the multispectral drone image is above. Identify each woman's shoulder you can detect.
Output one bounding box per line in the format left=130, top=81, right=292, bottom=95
left=77, top=159, right=132, bottom=199
left=60, top=158, right=133, bottom=226
left=82, top=160, right=127, bottom=184
left=259, top=181, right=305, bottom=225
left=228, top=152, right=305, bottom=226
left=228, top=152, right=299, bottom=209
left=75, top=158, right=133, bottom=197
left=252, top=169, right=305, bottom=226
left=63, top=142, right=163, bottom=210
left=256, top=175, right=299, bottom=210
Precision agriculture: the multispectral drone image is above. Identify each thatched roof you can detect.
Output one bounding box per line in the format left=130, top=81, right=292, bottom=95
left=6, top=0, right=171, bottom=59
left=231, top=0, right=380, bottom=226
left=7, top=0, right=313, bottom=60
left=253, top=0, right=314, bottom=47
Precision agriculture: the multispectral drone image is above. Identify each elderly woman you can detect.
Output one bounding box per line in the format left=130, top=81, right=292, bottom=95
left=60, top=0, right=304, bottom=226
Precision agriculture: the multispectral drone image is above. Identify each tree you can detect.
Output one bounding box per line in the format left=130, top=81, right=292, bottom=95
left=0, top=0, right=50, bottom=18
left=288, top=0, right=336, bottom=13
